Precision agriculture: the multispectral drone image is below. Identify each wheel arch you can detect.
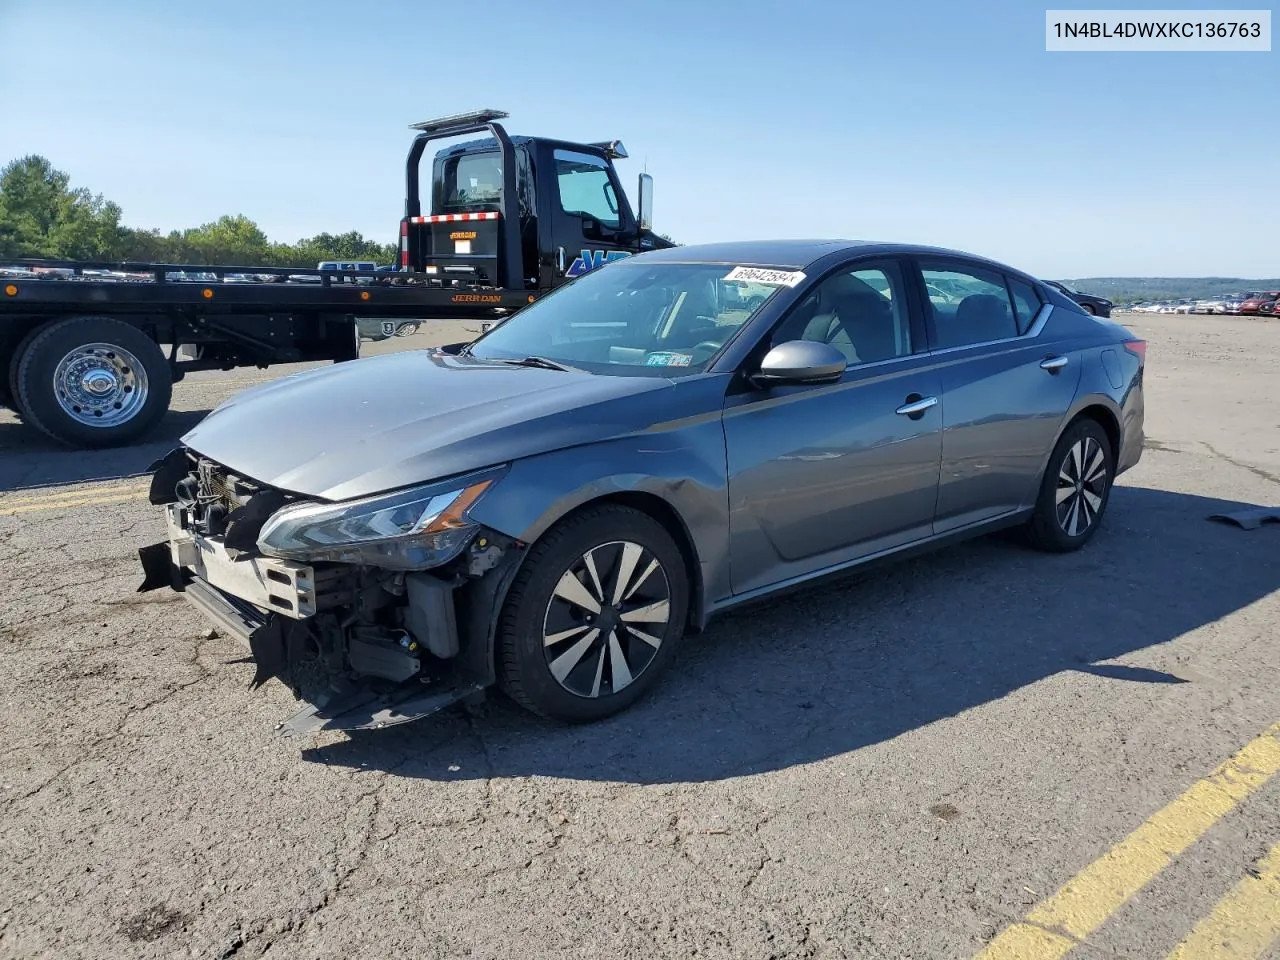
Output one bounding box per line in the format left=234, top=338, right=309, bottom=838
left=1063, top=399, right=1122, bottom=464
left=481, top=485, right=708, bottom=634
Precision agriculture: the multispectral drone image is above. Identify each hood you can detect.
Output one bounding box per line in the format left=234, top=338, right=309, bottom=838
left=181, top=349, right=676, bottom=501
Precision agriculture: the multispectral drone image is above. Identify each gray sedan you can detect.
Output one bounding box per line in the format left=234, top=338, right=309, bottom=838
left=138, top=240, right=1146, bottom=734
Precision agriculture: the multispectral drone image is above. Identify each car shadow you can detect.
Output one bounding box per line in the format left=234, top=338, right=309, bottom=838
left=302, top=485, right=1280, bottom=785
left=0, top=409, right=210, bottom=492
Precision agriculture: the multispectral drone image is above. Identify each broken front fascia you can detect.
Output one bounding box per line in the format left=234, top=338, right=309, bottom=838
left=136, top=448, right=525, bottom=736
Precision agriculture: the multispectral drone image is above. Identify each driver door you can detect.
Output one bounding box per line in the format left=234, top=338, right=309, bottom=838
left=546, top=146, right=635, bottom=287
left=722, top=258, right=944, bottom=595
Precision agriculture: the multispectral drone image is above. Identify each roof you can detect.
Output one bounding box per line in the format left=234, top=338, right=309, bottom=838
left=636, top=239, right=1011, bottom=271
left=434, top=135, right=535, bottom=158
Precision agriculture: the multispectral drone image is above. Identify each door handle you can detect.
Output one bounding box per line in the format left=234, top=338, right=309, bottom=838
left=895, top=395, right=938, bottom=418
left=556, top=246, right=566, bottom=273
left=1040, top=355, right=1069, bottom=372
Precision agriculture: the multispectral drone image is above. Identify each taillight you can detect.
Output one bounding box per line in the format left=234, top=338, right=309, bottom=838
left=399, top=219, right=409, bottom=269
left=1123, top=339, right=1146, bottom=363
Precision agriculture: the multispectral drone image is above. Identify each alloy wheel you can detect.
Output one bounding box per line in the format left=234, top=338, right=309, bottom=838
left=541, top=540, right=671, bottom=699
left=52, top=342, right=149, bottom=428
left=1055, top=436, right=1108, bottom=537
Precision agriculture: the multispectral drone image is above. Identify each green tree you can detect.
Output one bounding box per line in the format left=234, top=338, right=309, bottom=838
left=0, top=155, right=124, bottom=259
left=1, top=154, right=400, bottom=268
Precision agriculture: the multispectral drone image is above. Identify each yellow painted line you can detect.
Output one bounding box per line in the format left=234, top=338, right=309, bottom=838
left=975, top=722, right=1280, bottom=960
left=1165, top=842, right=1280, bottom=959
left=0, top=490, right=149, bottom=517
left=0, top=479, right=148, bottom=505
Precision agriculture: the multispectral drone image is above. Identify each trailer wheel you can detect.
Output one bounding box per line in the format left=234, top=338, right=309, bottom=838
left=6, top=328, right=38, bottom=418
left=15, top=316, right=172, bottom=448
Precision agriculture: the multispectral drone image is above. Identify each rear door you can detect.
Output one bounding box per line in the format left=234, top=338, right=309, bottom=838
left=544, top=146, right=636, bottom=287
left=913, top=256, right=1082, bottom=533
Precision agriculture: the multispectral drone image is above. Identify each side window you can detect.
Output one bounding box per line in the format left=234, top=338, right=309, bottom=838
left=920, top=262, right=1019, bottom=349
left=1006, top=277, right=1043, bottom=333
left=554, top=149, right=621, bottom=229
left=772, top=260, right=913, bottom=366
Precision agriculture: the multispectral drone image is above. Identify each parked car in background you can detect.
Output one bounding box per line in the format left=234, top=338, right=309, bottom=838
left=1239, top=291, right=1280, bottom=315
left=1256, top=297, right=1279, bottom=317
left=1044, top=280, right=1113, bottom=317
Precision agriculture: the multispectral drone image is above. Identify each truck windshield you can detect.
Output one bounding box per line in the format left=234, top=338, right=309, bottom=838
left=465, top=261, right=784, bottom=377
left=439, top=151, right=503, bottom=211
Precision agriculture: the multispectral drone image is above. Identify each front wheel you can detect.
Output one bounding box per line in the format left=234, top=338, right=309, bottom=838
left=1026, top=418, right=1114, bottom=552
left=498, top=504, right=690, bottom=722
left=14, top=316, right=172, bottom=448
left=1081, top=303, right=1096, bottom=316
left=394, top=321, right=420, bottom=337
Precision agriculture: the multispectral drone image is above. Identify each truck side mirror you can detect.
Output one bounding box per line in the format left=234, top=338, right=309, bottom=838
left=637, top=173, right=654, bottom=232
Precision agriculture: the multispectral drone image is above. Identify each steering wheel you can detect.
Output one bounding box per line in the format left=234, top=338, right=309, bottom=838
left=690, top=340, right=723, bottom=363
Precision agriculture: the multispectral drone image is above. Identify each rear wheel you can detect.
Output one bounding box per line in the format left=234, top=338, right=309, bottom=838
left=394, top=322, right=419, bottom=337
left=498, top=504, right=689, bottom=722
left=1081, top=303, right=1097, bottom=316
left=15, top=316, right=172, bottom=448
left=1026, top=418, right=1114, bottom=552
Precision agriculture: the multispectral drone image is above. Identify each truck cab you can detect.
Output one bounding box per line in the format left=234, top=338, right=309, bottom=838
left=399, top=109, right=671, bottom=292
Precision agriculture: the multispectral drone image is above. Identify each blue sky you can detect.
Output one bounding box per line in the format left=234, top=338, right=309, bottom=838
left=1, top=0, right=1276, bottom=277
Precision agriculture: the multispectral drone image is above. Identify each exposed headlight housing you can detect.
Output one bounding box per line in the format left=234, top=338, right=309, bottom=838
left=256, top=468, right=503, bottom=570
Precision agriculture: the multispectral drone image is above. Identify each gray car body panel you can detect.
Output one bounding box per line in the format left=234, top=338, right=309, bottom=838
left=178, top=240, right=1144, bottom=629
left=180, top=350, right=681, bottom=502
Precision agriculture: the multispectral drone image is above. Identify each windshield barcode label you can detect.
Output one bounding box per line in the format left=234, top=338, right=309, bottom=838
left=723, top=266, right=807, bottom=287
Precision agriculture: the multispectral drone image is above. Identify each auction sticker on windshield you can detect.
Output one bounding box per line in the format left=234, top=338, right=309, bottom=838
left=723, top=266, right=807, bottom=286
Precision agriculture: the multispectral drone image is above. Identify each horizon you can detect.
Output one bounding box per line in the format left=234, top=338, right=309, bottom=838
left=2, top=0, right=1276, bottom=278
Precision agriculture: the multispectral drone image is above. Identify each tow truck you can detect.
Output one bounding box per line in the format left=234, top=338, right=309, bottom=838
left=0, top=109, right=668, bottom=448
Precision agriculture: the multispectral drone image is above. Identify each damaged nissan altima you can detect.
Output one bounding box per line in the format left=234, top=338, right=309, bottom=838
left=137, top=240, right=1146, bottom=735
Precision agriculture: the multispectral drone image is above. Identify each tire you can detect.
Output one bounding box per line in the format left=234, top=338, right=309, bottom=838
left=498, top=504, right=690, bottom=723
left=394, top=322, right=419, bottom=337
left=14, top=316, right=172, bottom=448
left=6, top=326, right=41, bottom=418
left=1081, top=303, right=1096, bottom=316
left=1025, top=418, right=1114, bottom=553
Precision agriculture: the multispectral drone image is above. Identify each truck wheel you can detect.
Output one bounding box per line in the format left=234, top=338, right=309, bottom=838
left=6, top=329, right=37, bottom=418
left=15, top=316, right=172, bottom=448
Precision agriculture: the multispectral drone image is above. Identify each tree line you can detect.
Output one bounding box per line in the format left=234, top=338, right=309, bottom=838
left=0, top=155, right=397, bottom=267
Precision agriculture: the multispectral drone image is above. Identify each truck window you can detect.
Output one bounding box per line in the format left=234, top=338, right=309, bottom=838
left=554, top=149, right=621, bottom=229
left=439, top=151, right=503, bottom=211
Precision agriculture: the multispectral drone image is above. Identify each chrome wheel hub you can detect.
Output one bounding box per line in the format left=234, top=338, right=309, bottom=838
left=52, top=343, right=149, bottom=428
left=1055, top=436, right=1108, bottom=537
left=542, top=540, right=671, bottom=699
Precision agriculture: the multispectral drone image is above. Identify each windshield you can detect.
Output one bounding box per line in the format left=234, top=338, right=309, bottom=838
left=466, top=261, right=786, bottom=376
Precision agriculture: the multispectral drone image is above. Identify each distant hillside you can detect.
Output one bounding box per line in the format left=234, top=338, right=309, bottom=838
left=1062, top=277, right=1280, bottom=306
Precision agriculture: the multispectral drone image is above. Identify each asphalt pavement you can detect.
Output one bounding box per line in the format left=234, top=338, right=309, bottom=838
left=1, top=313, right=1277, bottom=960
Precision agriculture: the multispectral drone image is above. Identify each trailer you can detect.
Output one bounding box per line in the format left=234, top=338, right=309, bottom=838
left=0, top=109, right=668, bottom=448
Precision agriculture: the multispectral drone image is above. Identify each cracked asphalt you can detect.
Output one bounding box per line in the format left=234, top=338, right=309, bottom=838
left=1, top=314, right=1278, bottom=960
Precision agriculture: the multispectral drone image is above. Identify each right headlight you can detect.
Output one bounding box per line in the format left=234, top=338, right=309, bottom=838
left=257, top=468, right=503, bottom=570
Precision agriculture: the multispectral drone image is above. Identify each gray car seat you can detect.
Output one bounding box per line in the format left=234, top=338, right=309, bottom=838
left=943, top=293, right=1014, bottom=348
left=802, top=290, right=900, bottom=365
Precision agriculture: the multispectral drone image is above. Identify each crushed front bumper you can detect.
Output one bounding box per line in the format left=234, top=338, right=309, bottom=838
left=137, top=505, right=483, bottom=737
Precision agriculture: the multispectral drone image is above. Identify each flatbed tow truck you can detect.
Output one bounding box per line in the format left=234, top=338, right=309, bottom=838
left=0, top=109, right=667, bottom=448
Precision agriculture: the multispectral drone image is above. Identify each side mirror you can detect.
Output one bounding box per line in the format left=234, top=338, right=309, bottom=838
left=751, top=340, right=847, bottom=387
left=637, top=173, right=654, bottom=232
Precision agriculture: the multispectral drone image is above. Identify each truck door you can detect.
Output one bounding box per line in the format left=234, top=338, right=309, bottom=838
left=544, top=146, right=636, bottom=288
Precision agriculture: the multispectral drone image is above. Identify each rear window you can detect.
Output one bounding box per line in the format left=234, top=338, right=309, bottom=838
left=438, top=151, right=503, bottom=212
